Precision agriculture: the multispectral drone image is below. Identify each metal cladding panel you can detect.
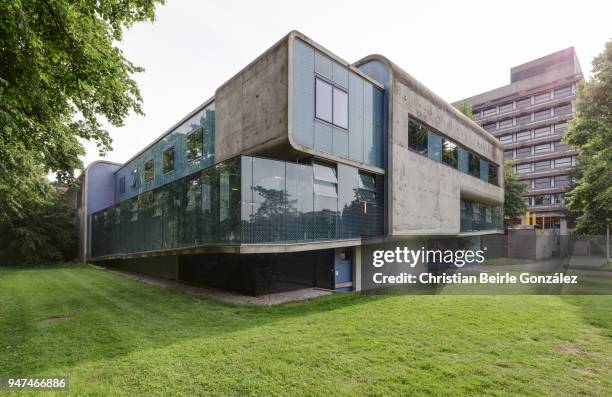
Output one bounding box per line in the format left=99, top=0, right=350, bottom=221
left=114, top=103, right=215, bottom=204
left=291, top=39, right=383, bottom=168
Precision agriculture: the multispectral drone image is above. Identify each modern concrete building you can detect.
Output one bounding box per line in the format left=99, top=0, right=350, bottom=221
left=77, top=31, right=504, bottom=295
left=455, top=48, right=583, bottom=230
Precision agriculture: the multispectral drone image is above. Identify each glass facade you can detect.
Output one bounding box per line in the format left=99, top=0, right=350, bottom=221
left=91, top=156, right=384, bottom=258
left=114, top=102, right=216, bottom=203
left=460, top=198, right=503, bottom=232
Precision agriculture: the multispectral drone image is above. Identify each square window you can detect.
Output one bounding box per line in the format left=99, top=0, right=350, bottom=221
left=554, top=175, right=571, bottom=187
left=534, top=92, right=550, bottom=104
left=163, top=147, right=175, bottom=173
left=516, top=97, right=531, bottom=108
left=554, top=86, right=572, bottom=98
left=499, top=103, right=513, bottom=113
left=315, top=78, right=333, bottom=124
left=554, top=157, right=572, bottom=168
left=186, top=128, right=203, bottom=162
left=144, top=159, right=154, bottom=183
left=500, top=134, right=513, bottom=144
left=332, top=87, right=348, bottom=129
left=517, top=114, right=532, bottom=125
left=315, top=77, right=348, bottom=129
left=534, top=126, right=551, bottom=138
left=504, top=150, right=514, bottom=159
left=534, top=177, right=551, bottom=189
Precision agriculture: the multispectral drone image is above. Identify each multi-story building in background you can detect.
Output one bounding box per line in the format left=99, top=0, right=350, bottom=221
left=455, top=48, right=583, bottom=232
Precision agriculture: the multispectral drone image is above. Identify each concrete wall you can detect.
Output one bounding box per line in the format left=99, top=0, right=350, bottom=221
left=356, top=56, right=504, bottom=237
left=214, top=35, right=289, bottom=163
left=507, top=228, right=555, bottom=259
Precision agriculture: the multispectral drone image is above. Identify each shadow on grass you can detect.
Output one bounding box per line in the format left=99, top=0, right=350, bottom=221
left=0, top=264, right=395, bottom=374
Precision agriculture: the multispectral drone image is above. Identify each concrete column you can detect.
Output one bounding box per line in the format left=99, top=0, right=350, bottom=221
left=353, top=246, right=362, bottom=292
left=560, top=218, right=568, bottom=235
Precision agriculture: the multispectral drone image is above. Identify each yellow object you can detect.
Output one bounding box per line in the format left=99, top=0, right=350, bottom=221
left=525, top=211, right=530, bottom=225
left=532, top=213, right=536, bottom=226
left=364, top=201, right=367, bottom=214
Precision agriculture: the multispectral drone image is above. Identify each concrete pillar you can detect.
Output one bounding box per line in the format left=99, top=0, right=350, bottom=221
left=560, top=218, right=568, bottom=235
left=353, top=246, right=362, bottom=292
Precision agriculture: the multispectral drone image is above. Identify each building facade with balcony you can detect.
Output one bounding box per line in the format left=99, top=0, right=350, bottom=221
left=454, top=48, right=583, bottom=230
left=77, top=31, right=504, bottom=295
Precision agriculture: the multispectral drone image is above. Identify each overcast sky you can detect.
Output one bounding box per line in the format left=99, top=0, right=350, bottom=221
left=79, top=0, right=612, bottom=169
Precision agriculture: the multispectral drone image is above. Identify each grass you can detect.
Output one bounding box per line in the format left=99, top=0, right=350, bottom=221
left=0, top=264, right=611, bottom=396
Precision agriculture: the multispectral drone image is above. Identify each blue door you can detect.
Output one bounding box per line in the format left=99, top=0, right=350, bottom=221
left=334, top=247, right=353, bottom=292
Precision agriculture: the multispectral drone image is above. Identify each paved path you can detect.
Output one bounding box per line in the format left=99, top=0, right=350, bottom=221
left=112, top=269, right=332, bottom=305
left=463, top=256, right=612, bottom=277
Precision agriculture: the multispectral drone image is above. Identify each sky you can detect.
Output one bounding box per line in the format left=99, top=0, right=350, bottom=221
left=79, top=0, right=612, bottom=169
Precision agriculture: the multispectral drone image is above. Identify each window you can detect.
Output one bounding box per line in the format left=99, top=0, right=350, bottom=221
left=483, top=107, right=497, bottom=117
left=498, top=118, right=513, bottom=129
left=534, top=126, right=550, bottom=138
left=554, top=122, right=568, bottom=133
left=534, top=143, right=551, bottom=154
left=554, top=175, right=571, bottom=188
left=516, top=97, right=531, bottom=108
left=468, top=152, right=480, bottom=178
left=186, top=128, right=203, bottom=162
left=554, top=104, right=572, bottom=116
left=442, top=139, right=458, bottom=168
left=144, top=159, right=154, bottom=183
left=534, top=92, right=550, bottom=104
left=427, top=131, right=442, bottom=162
left=534, top=109, right=550, bottom=121
left=554, top=141, right=572, bottom=152
left=408, top=118, right=428, bottom=154
left=553, top=193, right=565, bottom=205
left=534, top=177, right=551, bottom=189
left=504, top=150, right=514, bottom=159
left=315, top=78, right=348, bottom=129
left=358, top=172, right=377, bottom=203
left=313, top=162, right=337, bottom=198
left=517, top=114, right=532, bottom=125
left=516, top=130, right=531, bottom=141
left=534, top=195, right=551, bottom=206
left=499, top=134, right=513, bottom=144
left=119, top=176, right=126, bottom=194
left=333, top=87, right=348, bottom=129
left=163, top=147, right=175, bottom=173
left=516, top=147, right=532, bottom=158
left=554, top=86, right=572, bottom=98
left=499, top=103, right=513, bottom=114
left=315, top=78, right=332, bottom=123
left=488, top=163, right=498, bottom=185
left=554, top=157, right=572, bottom=168
left=130, top=169, right=139, bottom=189
left=483, top=123, right=496, bottom=132
left=534, top=160, right=550, bottom=171
left=516, top=163, right=531, bottom=174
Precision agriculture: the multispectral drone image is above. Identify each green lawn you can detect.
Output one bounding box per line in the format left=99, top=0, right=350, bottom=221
left=0, top=265, right=610, bottom=396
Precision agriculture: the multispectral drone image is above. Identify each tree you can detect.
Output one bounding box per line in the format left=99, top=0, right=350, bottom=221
left=503, top=160, right=528, bottom=228
left=0, top=0, right=164, bottom=225
left=0, top=190, right=77, bottom=265
left=457, top=101, right=478, bottom=121
left=564, top=40, right=612, bottom=235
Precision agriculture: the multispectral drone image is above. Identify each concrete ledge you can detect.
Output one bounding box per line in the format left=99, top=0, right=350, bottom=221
left=89, top=238, right=366, bottom=261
